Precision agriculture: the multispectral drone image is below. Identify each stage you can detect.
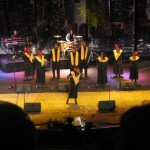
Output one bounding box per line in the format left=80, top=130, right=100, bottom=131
left=0, top=55, right=150, bottom=129
left=0, top=55, right=71, bottom=73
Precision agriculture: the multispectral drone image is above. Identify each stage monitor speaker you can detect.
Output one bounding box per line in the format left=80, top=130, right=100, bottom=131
left=24, top=102, right=41, bottom=113
left=58, top=79, right=69, bottom=92
left=98, top=100, right=115, bottom=113
left=16, top=84, right=31, bottom=93
left=119, top=80, right=135, bottom=90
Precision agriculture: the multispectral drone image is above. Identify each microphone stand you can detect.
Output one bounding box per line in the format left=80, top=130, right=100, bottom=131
left=8, top=55, right=17, bottom=89
left=108, top=68, right=111, bottom=101
left=87, top=48, right=99, bottom=63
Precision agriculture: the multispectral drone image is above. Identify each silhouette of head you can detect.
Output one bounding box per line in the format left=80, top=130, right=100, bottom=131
left=0, top=101, right=36, bottom=149
left=66, top=117, right=74, bottom=124
left=118, top=104, right=150, bottom=150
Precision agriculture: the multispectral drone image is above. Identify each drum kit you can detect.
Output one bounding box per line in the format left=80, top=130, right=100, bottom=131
left=75, top=35, right=82, bottom=39
left=54, top=34, right=83, bottom=57
left=53, top=35, right=62, bottom=38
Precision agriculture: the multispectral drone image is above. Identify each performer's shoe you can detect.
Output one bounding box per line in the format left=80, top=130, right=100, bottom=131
left=95, top=84, right=99, bottom=88
left=134, top=80, right=137, bottom=85
left=57, top=76, right=60, bottom=79
left=50, top=77, right=56, bottom=81
left=66, top=98, right=69, bottom=104
left=111, top=76, right=117, bottom=79
left=35, top=85, right=38, bottom=88
left=24, top=78, right=29, bottom=81
left=30, top=76, right=34, bottom=80
left=38, top=85, right=43, bottom=88
left=35, top=84, right=43, bottom=88
left=119, top=75, right=123, bottom=78
left=84, top=75, right=89, bottom=79
left=80, top=76, right=83, bottom=80
left=75, top=99, right=78, bottom=104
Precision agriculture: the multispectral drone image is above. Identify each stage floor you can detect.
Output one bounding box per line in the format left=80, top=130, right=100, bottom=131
left=0, top=60, right=150, bottom=129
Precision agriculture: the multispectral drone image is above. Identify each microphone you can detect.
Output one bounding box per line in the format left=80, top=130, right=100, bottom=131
left=12, top=55, right=17, bottom=59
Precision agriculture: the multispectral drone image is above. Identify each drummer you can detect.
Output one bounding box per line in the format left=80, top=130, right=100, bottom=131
left=66, top=29, right=76, bottom=44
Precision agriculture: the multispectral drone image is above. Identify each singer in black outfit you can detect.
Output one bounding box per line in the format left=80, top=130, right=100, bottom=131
left=78, top=41, right=89, bottom=78
left=96, top=52, right=109, bottom=87
left=129, top=51, right=140, bottom=83
left=50, top=43, right=61, bottom=79
left=66, top=67, right=81, bottom=104
left=34, top=50, right=47, bottom=87
left=113, top=44, right=124, bottom=78
left=22, top=47, right=35, bottom=81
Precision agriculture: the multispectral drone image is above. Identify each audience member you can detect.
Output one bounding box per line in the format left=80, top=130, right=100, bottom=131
left=63, top=117, right=78, bottom=145
left=114, top=104, right=150, bottom=150
left=0, top=101, right=36, bottom=150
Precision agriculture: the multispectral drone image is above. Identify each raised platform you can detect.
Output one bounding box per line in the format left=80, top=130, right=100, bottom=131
left=0, top=56, right=70, bottom=73
left=0, top=57, right=24, bottom=73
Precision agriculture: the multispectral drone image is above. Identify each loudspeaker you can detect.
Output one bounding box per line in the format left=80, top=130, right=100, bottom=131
left=98, top=100, right=115, bottom=113
left=58, top=79, right=69, bottom=92
left=16, top=84, right=31, bottom=93
left=119, top=80, right=135, bottom=90
left=24, top=102, right=41, bottom=113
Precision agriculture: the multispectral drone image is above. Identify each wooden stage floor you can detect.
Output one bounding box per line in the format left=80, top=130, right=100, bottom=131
left=0, top=60, right=150, bottom=129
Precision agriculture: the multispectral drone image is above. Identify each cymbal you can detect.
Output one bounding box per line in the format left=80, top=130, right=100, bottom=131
left=75, top=35, right=82, bottom=38
left=54, top=35, right=62, bottom=38
left=89, top=46, right=98, bottom=48
left=58, top=40, right=66, bottom=43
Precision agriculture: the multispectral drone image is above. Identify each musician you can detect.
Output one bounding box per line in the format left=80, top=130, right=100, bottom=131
left=11, top=30, right=19, bottom=39
left=22, top=47, right=35, bottom=81
left=129, top=51, right=140, bottom=83
left=78, top=41, right=89, bottom=78
left=66, top=67, right=81, bottom=104
left=35, top=50, right=47, bottom=88
left=96, top=52, right=109, bottom=87
left=50, top=43, right=61, bottom=79
left=11, top=29, right=23, bottom=56
left=113, top=43, right=124, bottom=78
left=66, top=30, right=76, bottom=43
left=69, top=46, right=79, bottom=71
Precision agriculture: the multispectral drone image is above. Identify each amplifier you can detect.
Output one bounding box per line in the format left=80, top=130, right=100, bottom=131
left=98, top=100, right=116, bottom=113
left=58, top=79, right=69, bottom=92
left=16, top=84, right=31, bottom=93
left=119, top=80, right=135, bottom=90
left=24, top=102, right=41, bottom=113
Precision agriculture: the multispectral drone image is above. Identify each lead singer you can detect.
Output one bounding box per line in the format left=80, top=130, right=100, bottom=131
left=66, top=67, right=81, bottom=104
